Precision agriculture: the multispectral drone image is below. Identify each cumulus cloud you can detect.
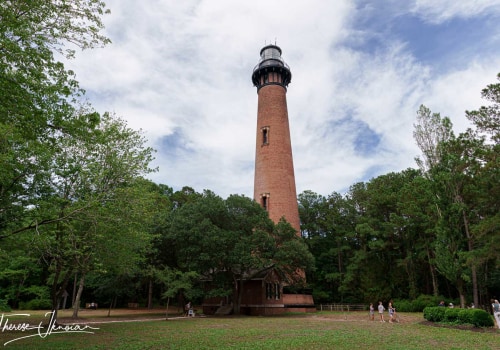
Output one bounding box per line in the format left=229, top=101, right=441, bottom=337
left=64, top=0, right=500, bottom=198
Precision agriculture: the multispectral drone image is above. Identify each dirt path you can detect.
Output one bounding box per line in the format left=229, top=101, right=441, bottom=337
left=54, top=309, right=499, bottom=333
left=55, top=307, right=180, bottom=324
left=56, top=309, right=422, bottom=325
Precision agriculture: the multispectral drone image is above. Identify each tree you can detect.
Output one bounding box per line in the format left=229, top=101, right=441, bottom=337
left=298, top=190, right=327, bottom=240
left=169, top=192, right=314, bottom=314
left=413, top=105, right=454, bottom=173
left=298, top=190, right=331, bottom=301
left=18, top=112, right=155, bottom=317
left=70, top=178, right=161, bottom=317
left=464, top=73, right=500, bottom=303
left=0, top=0, right=110, bottom=239
left=395, top=174, right=440, bottom=297
left=466, top=73, right=500, bottom=143
left=298, top=190, right=358, bottom=302
left=413, top=86, right=500, bottom=307
left=155, top=268, right=199, bottom=318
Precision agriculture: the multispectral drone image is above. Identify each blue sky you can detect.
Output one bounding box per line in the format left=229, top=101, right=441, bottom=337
left=65, top=0, right=500, bottom=198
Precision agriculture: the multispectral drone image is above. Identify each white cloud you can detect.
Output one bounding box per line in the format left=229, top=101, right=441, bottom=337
left=64, top=0, right=500, bottom=198
left=412, top=0, right=500, bottom=23
left=420, top=61, right=500, bottom=131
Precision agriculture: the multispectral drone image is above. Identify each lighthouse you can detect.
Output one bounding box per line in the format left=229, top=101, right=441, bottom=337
left=252, top=44, right=300, bottom=234
left=202, top=45, right=315, bottom=316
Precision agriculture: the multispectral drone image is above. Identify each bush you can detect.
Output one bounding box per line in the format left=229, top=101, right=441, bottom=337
left=423, top=306, right=446, bottom=322
left=458, top=309, right=473, bottom=325
left=444, top=308, right=461, bottom=323
left=468, top=309, right=494, bottom=327
left=424, top=307, right=494, bottom=328
left=392, top=299, right=412, bottom=312
left=413, top=295, right=445, bottom=311
left=394, top=295, right=446, bottom=312
left=18, top=299, right=52, bottom=310
left=0, top=299, right=11, bottom=312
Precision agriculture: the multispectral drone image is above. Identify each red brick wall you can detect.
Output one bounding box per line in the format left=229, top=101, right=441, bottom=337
left=282, top=293, right=314, bottom=305
left=253, top=84, right=300, bottom=233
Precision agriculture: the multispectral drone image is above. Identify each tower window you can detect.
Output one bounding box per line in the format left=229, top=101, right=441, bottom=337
left=261, top=193, right=270, bottom=211
left=270, top=72, right=281, bottom=83
left=261, top=127, right=269, bottom=145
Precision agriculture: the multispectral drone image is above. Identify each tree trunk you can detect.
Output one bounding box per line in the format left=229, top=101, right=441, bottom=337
left=165, top=297, right=170, bottom=319
left=462, top=209, right=479, bottom=306
left=72, top=273, right=78, bottom=306
left=148, top=278, right=153, bottom=309
left=457, top=278, right=466, bottom=308
left=426, top=246, right=439, bottom=297
left=51, top=260, right=62, bottom=315
left=234, top=279, right=244, bottom=315
left=107, top=295, right=117, bottom=317
left=14, top=273, right=28, bottom=309
left=50, top=261, right=72, bottom=321
left=72, top=275, right=85, bottom=318
left=405, top=257, right=417, bottom=300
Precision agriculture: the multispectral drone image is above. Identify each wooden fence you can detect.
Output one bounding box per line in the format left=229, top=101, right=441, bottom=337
left=316, top=303, right=366, bottom=312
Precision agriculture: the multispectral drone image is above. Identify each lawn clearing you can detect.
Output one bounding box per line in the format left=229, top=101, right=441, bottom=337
left=0, top=309, right=498, bottom=349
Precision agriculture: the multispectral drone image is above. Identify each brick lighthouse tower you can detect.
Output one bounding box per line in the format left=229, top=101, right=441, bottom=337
left=252, top=44, right=300, bottom=233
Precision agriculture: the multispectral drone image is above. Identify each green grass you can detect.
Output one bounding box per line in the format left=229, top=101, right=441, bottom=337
left=0, top=310, right=498, bottom=349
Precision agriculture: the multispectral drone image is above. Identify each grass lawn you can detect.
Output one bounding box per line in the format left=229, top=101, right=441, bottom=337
left=0, top=308, right=498, bottom=349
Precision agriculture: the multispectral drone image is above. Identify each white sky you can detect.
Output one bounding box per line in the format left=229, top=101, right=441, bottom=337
left=65, top=0, right=500, bottom=198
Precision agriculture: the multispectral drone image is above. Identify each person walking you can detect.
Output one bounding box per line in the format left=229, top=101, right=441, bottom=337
left=378, top=301, right=386, bottom=322
left=185, top=302, right=192, bottom=316
left=388, top=302, right=395, bottom=323
left=492, top=299, right=500, bottom=329
left=369, top=303, right=375, bottom=321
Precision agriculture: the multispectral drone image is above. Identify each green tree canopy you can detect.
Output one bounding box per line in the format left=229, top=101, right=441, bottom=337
left=0, top=0, right=111, bottom=238
left=168, top=191, right=314, bottom=314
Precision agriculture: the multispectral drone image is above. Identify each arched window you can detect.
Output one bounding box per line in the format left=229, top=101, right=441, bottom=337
left=261, top=193, right=270, bottom=211
left=262, top=127, right=269, bottom=144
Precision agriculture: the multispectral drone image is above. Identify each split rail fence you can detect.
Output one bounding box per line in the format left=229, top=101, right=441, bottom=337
left=316, top=303, right=366, bottom=312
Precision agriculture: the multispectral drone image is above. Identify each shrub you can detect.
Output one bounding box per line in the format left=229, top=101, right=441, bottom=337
left=423, top=306, right=446, bottom=322
left=444, top=308, right=461, bottom=323
left=312, top=290, right=331, bottom=303
left=0, top=299, right=11, bottom=312
left=458, top=309, right=473, bottom=325
left=394, top=295, right=446, bottom=312
left=18, top=299, right=52, bottom=310
left=392, top=299, right=412, bottom=312
left=424, top=307, right=494, bottom=328
left=413, top=295, right=445, bottom=311
left=468, top=309, right=494, bottom=327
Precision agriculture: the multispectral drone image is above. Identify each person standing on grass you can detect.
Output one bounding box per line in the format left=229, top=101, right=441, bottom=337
left=185, top=302, right=191, bottom=316
left=378, top=301, right=385, bottom=322
left=369, top=303, right=375, bottom=321
left=388, top=302, right=395, bottom=323
left=492, top=299, right=500, bottom=329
